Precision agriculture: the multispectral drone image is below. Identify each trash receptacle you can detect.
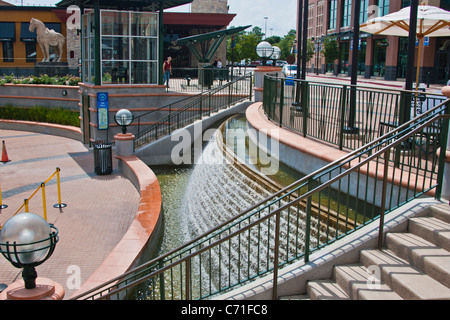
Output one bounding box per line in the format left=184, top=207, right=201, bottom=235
left=93, top=141, right=112, bottom=175
left=200, top=65, right=214, bottom=87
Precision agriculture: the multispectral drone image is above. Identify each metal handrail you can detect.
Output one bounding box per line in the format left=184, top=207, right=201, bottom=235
left=133, top=73, right=253, bottom=150
left=71, top=86, right=449, bottom=301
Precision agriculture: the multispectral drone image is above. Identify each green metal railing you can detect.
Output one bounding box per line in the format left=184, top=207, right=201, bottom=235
left=263, top=76, right=446, bottom=150
left=70, top=88, right=449, bottom=300
left=133, top=73, right=253, bottom=150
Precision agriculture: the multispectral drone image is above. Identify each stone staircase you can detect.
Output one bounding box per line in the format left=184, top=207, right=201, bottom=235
left=283, top=204, right=450, bottom=300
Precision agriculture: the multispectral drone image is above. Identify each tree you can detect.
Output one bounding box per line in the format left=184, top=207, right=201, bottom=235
left=276, top=29, right=297, bottom=60
left=321, top=36, right=340, bottom=65
left=227, top=26, right=263, bottom=64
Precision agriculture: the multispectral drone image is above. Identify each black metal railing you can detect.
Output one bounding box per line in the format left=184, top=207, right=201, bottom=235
left=70, top=92, right=449, bottom=300
left=133, top=73, right=253, bottom=150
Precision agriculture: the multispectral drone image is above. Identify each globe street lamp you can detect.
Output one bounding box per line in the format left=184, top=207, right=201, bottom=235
left=256, top=41, right=274, bottom=66
left=0, top=212, right=62, bottom=300
left=271, top=46, right=281, bottom=66
left=114, top=109, right=134, bottom=134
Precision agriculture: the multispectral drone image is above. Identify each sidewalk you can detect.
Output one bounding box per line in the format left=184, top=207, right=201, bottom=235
left=0, top=129, right=140, bottom=299
left=305, top=73, right=445, bottom=93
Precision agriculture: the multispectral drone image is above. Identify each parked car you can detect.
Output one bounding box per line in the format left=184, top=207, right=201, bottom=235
left=282, top=64, right=297, bottom=77
left=276, top=60, right=288, bottom=67
left=249, top=61, right=261, bottom=67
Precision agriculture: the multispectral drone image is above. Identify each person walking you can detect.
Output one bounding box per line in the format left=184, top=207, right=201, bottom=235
left=163, top=57, right=172, bottom=88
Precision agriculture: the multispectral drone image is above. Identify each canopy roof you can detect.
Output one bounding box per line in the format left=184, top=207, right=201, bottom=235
left=55, top=0, right=192, bottom=11
left=177, top=25, right=251, bottom=45
left=176, top=25, right=251, bottom=63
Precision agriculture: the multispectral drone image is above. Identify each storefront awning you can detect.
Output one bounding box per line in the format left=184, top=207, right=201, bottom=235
left=0, top=22, right=15, bottom=41
left=55, top=0, right=193, bottom=11
left=20, top=22, right=61, bottom=42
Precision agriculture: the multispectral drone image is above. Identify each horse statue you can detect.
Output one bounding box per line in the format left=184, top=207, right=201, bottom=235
left=29, top=18, right=65, bottom=63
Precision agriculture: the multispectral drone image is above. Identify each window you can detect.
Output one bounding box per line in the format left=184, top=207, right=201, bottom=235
left=342, top=0, right=352, bottom=28
left=329, top=0, right=337, bottom=30
left=2, top=41, right=13, bottom=62
left=378, top=0, right=390, bottom=16
left=360, top=0, right=369, bottom=24
left=316, top=1, right=324, bottom=36
left=82, top=10, right=158, bottom=85
left=25, top=42, right=36, bottom=63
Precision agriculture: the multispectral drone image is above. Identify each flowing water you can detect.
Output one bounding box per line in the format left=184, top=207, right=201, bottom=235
left=142, top=115, right=337, bottom=299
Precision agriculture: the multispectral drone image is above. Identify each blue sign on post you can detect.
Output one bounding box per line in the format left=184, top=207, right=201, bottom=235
left=97, top=92, right=109, bottom=130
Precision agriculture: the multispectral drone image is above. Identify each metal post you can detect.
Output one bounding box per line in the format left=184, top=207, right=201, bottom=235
left=378, top=149, right=391, bottom=250
left=279, top=79, right=285, bottom=127
left=0, top=184, right=7, bottom=209
left=93, top=0, right=101, bottom=86
left=53, top=167, right=67, bottom=209
left=304, top=179, right=313, bottom=262
left=403, top=0, right=419, bottom=125
left=41, top=183, right=47, bottom=221
left=301, top=0, right=308, bottom=80
left=272, top=211, right=281, bottom=300
left=344, top=0, right=361, bottom=134
left=158, top=1, right=164, bottom=86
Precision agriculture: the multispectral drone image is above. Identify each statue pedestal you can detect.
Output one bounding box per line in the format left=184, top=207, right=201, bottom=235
left=35, top=62, right=69, bottom=77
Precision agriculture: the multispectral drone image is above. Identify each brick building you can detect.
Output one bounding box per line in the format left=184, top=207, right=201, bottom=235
left=301, top=0, right=450, bottom=83
left=0, top=0, right=235, bottom=77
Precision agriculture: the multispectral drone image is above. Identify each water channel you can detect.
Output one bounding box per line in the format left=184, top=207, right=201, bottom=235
left=152, top=115, right=306, bottom=256
left=140, top=114, right=370, bottom=299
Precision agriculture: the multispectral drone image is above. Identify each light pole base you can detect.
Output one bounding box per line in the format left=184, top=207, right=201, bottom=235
left=0, top=277, right=65, bottom=300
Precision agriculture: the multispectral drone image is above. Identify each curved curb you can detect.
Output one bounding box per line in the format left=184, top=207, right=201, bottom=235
left=0, top=119, right=82, bottom=141
left=69, top=155, right=162, bottom=299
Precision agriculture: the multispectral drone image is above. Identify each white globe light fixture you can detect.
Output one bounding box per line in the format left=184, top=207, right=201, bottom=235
left=271, top=46, right=281, bottom=65
left=0, top=212, right=58, bottom=289
left=256, top=41, right=274, bottom=66
left=114, top=109, right=134, bottom=134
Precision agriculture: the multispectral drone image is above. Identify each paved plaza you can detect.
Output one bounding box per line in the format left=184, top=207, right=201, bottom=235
left=0, top=129, right=140, bottom=299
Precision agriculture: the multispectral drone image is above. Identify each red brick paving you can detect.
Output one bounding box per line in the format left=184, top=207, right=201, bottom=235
left=0, top=129, right=140, bottom=299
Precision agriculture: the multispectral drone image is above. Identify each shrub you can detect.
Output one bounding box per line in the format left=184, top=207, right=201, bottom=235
left=0, top=105, right=80, bottom=127
left=0, top=74, right=81, bottom=86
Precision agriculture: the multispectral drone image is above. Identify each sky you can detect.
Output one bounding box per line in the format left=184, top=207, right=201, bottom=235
left=2, top=0, right=298, bottom=37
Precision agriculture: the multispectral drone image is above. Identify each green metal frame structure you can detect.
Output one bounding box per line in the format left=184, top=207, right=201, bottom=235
left=176, top=25, right=251, bottom=64
left=56, top=0, right=193, bottom=85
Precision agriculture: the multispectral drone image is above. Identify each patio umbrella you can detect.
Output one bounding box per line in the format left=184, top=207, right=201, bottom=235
left=360, top=4, right=450, bottom=88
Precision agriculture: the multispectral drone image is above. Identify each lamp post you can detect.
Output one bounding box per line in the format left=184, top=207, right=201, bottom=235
left=114, top=109, right=135, bottom=157
left=271, top=46, right=281, bottom=66
left=114, top=109, right=134, bottom=134
left=0, top=212, right=63, bottom=300
left=312, top=35, right=324, bottom=75
left=256, top=41, right=274, bottom=66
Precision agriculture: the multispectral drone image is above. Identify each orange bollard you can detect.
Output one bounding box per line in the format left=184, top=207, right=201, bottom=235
left=1, top=140, right=10, bottom=163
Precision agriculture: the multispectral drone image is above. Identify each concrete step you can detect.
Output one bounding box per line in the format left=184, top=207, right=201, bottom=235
left=334, top=264, right=402, bottom=300
left=385, top=232, right=450, bottom=288
left=279, top=294, right=310, bottom=300
left=429, top=204, right=450, bottom=224
left=361, top=249, right=450, bottom=300
left=306, top=279, right=350, bottom=300
left=408, top=216, right=450, bottom=252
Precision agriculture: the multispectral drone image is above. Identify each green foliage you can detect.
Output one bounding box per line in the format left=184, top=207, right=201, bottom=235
left=0, top=74, right=81, bottom=86
left=227, top=28, right=315, bottom=64
left=0, top=105, right=80, bottom=127
left=321, top=36, right=340, bottom=64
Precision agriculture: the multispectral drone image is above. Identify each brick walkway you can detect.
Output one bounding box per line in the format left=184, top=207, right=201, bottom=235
left=0, top=129, right=140, bottom=299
